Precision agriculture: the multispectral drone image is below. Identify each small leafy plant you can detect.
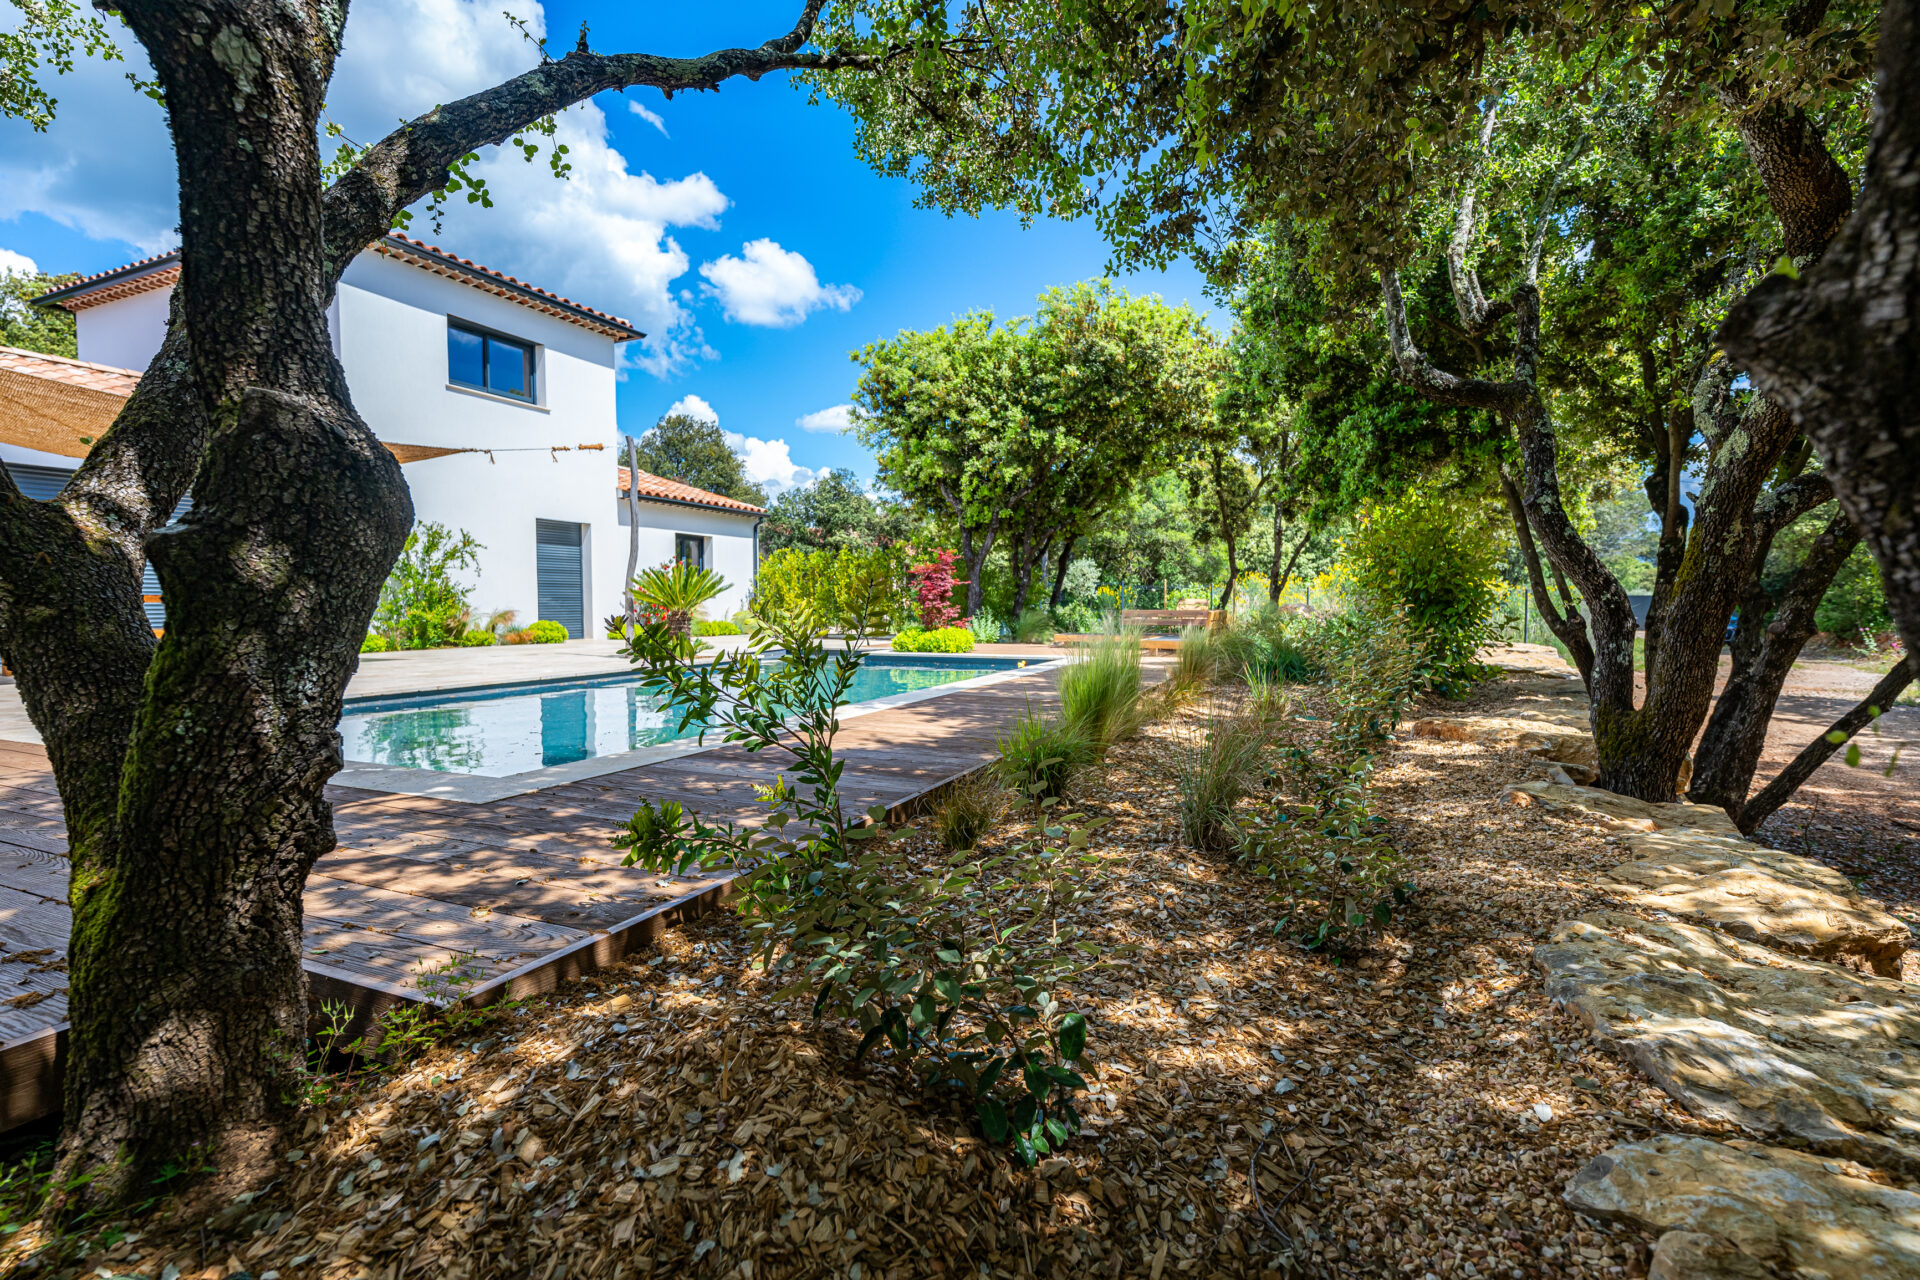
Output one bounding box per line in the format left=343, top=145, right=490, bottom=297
left=616, top=605, right=1106, bottom=1164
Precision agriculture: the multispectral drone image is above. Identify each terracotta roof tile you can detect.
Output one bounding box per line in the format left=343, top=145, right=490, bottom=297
left=36, top=237, right=644, bottom=341
left=0, top=345, right=143, bottom=396
left=618, top=466, right=765, bottom=515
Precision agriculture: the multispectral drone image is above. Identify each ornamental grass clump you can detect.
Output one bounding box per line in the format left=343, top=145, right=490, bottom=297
left=1173, top=707, right=1270, bottom=853
left=932, top=777, right=1003, bottom=853
left=1057, top=631, right=1145, bottom=752
left=616, top=605, right=1103, bottom=1165
left=1170, top=624, right=1225, bottom=694
left=992, top=706, right=1088, bottom=804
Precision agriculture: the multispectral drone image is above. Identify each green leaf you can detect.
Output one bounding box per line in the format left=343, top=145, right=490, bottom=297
left=976, top=1098, right=1009, bottom=1143
left=1058, top=1011, right=1087, bottom=1061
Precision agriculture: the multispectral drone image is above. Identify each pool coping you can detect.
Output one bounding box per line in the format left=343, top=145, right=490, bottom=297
left=331, top=654, right=1070, bottom=803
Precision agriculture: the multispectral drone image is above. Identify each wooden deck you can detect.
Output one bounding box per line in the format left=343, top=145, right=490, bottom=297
left=0, top=660, right=1067, bottom=1130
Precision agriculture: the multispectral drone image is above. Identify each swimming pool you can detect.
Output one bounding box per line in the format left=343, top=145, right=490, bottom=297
left=338, top=654, right=1034, bottom=777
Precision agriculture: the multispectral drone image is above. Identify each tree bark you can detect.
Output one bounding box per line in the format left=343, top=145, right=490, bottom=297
left=1271, top=526, right=1310, bottom=606
left=1688, top=507, right=1861, bottom=816
left=1048, top=534, right=1076, bottom=609
left=1719, top=0, right=1920, bottom=663
left=0, top=0, right=870, bottom=1214
left=1737, top=655, right=1916, bottom=836
left=26, top=0, right=415, bottom=1212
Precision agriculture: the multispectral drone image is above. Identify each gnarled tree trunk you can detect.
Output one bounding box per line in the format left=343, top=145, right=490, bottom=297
left=0, top=0, right=858, bottom=1215
left=1721, top=0, right=1920, bottom=662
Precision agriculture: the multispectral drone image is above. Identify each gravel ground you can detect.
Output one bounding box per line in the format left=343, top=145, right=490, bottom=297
left=10, top=666, right=1748, bottom=1280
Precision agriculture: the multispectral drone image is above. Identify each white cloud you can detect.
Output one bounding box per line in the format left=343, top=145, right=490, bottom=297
left=664, top=393, right=718, bottom=423
left=698, top=239, right=860, bottom=328
left=323, top=1, right=732, bottom=377
left=0, top=248, right=38, bottom=277
left=725, top=430, right=817, bottom=497
left=0, top=22, right=178, bottom=254
left=627, top=100, right=669, bottom=137
left=795, top=403, right=856, bottom=434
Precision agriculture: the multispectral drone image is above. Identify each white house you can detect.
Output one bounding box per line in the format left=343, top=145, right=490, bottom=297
left=4, top=234, right=762, bottom=634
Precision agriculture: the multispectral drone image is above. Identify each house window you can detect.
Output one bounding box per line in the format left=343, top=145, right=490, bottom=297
left=675, top=534, right=706, bottom=569
left=448, top=321, right=536, bottom=401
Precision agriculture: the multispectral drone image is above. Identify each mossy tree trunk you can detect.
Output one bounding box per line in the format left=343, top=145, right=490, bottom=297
left=0, top=0, right=853, bottom=1216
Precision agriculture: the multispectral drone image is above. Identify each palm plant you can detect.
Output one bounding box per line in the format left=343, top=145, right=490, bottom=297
left=631, top=560, right=730, bottom=638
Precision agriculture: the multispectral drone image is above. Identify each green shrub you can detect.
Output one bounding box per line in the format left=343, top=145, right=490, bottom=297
left=1232, top=606, right=1321, bottom=683
left=1814, top=542, right=1893, bottom=640
left=933, top=777, right=1002, bottom=852
left=1012, top=607, right=1055, bottom=644
left=1338, top=490, right=1504, bottom=696
left=1236, top=778, right=1410, bottom=951
left=617, top=605, right=1100, bottom=1165
left=459, top=629, right=496, bottom=647
left=893, top=626, right=976, bottom=654
left=993, top=708, right=1088, bottom=804
left=1051, top=599, right=1100, bottom=634
left=373, top=521, right=483, bottom=650
left=967, top=609, right=1004, bottom=643
left=752, top=545, right=915, bottom=633
left=1174, top=709, right=1269, bottom=852
left=359, top=634, right=393, bottom=654
left=694, top=619, right=743, bottom=637
left=523, top=619, right=568, bottom=644
left=1058, top=633, right=1144, bottom=752
left=1235, top=609, right=1423, bottom=949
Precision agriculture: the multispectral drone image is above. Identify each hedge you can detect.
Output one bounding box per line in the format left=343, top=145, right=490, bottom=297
left=892, top=627, right=976, bottom=654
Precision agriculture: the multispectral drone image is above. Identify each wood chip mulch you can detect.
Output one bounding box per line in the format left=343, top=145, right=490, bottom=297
left=16, top=671, right=1742, bottom=1280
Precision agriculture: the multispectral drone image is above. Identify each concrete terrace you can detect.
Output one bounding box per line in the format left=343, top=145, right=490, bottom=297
left=0, top=641, right=1074, bottom=1130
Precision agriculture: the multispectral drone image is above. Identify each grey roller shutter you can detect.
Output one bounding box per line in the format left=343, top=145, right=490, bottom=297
left=535, top=519, right=584, bottom=639
left=8, top=464, right=189, bottom=628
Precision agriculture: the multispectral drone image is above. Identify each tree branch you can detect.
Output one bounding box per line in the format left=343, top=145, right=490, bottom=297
left=1737, top=655, right=1914, bottom=835
left=1755, top=470, right=1835, bottom=536
left=322, top=2, right=868, bottom=279
left=1379, top=269, right=1530, bottom=413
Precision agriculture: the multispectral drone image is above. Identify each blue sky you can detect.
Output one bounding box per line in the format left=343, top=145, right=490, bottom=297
left=0, top=1, right=1215, bottom=493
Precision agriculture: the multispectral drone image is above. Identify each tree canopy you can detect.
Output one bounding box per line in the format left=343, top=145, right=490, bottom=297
left=853, top=280, right=1219, bottom=613
left=631, top=413, right=767, bottom=508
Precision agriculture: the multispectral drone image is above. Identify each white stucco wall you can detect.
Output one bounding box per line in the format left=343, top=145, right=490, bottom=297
left=62, top=249, right=761, bottom=639
left=72, top=286, right=171, bottom=371
left=617, top=499, right=760, bottom=621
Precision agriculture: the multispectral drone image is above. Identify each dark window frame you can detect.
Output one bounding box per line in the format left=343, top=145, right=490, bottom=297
left=447, top=319, right=538, bottom=402
left=674, top=534, right=707, bottom=570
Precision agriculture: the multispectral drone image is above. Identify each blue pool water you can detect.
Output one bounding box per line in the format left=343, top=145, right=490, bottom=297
left=339, top=655, right=1028, bottom=777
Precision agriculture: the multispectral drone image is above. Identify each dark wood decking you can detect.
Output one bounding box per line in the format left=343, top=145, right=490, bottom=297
left=0, top=664, right=1064, bottom=1130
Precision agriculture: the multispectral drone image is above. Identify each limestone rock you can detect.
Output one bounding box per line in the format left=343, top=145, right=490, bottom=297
left=1607, top=829, right=1908, bottom=975
left=1565, top=1136, right=1920, bottom=1280
left=1645, top=1231, right=1771, bottom=1280
left=1499, top=781, right=1735, bottom=834
left=1534, top=911, right=1920, bottom=1176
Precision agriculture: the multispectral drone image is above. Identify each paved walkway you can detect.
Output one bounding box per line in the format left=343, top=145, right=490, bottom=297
left=0, top=646, right=1079, bottom=1130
